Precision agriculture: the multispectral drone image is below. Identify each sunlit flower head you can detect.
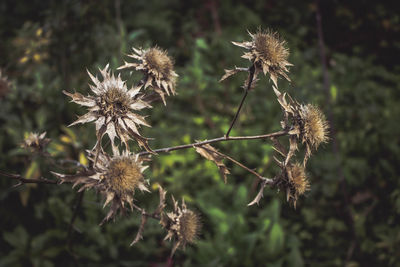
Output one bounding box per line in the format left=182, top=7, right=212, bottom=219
left=233, top=28, right=292, bottom=87
left=161, top=197, right=201, bottom=256
left=53, top=150, right=149, bottom=224
left=64, top=64, right=153, bottom=155
left=118, top=47, right=178, bottom=105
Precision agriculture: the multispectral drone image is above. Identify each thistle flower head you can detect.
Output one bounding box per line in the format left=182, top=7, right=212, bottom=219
left=118, top=47, right=178, bottom=105
left=161, top=197, right=200, bottom=256
left=283, top=162, right=310, bottom=208
left=52, top=150, right=149, bottom=223
left=22, top=132, right=50, bottom=152
left=64, top=64, right=153, bottom=155
left=233, top=28, right=292, bottom=87
left=273, top=87, right=329, bottom=165
left=299, top=104, right=329, bottom=150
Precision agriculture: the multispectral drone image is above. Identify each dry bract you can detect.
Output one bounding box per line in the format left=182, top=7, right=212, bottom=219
left=22, top=132, right=50, bottom=153
left=52, top=151, right=149, bottom=223
left=118, top=47, right=178, bottom=105
left=64, top=64, right=153, bottom=155
left=161, top=197, right=200, bottom=256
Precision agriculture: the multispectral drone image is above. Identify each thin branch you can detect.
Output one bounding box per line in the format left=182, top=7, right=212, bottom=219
left=202, top=146, right=272, bottom=183
left=225, top=64, right=255, bottom=137
left=0, top=171, right=58, bottom=186
left=138, top=130, right=287, bottom=157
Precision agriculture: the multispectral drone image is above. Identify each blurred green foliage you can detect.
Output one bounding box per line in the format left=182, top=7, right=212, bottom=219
left=1, top=0, right=400, bottom=266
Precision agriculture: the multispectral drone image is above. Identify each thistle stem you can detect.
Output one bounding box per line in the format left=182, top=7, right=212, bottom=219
left=202, top=146, right=274, bottom=183
left=0, top=171, right=58, bottom=186
left=225, top=64, right=255, bottom=137
left=138, top=130, right=287, bottom=157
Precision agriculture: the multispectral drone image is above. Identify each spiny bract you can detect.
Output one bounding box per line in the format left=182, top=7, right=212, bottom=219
left=64, top=64, right=153, bottom=154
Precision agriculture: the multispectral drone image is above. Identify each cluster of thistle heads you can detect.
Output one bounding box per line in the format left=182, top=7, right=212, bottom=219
left=21, top=28, right=329, bottom=255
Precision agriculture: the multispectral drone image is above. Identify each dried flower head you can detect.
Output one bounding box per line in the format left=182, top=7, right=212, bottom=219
left=118, top=47, right=178, bottom=105
left=232, top=29, right=292, bottom=87
left=273, top=87, right=329, bottom=165
left=22, top=132, right=50, bottom=153
left=52, top=150, right=149, bottom=223
left=161, top=197, right=201, bottom=256
left=299, top=104, right=329, bottom=151
left=0, top=70, right=11, bottom=98
left=282, top=162, right=310, bottom=208
left=64, top=64, right=153, bottom=155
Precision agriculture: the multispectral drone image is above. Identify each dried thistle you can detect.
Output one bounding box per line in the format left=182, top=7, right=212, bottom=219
left=161, top=197, right=201, bottom=256
left=298, top=104, right=329, bottom=161
left=118, top=47, right=178, bottom=105
left=280, top=162, right=310, bottom=208
left=64, top=64, right=153, bottom=155
left=229, top=29, right=292, bottom=87
left=273, top=87, right=329, bottom=165
left=52, top=150, right=149, bottom=223
left=22, top=132, right=50, bottom=153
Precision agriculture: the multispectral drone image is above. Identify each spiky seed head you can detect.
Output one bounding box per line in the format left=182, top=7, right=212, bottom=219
left=253, top=30, right=289, bottom=68
left=64, top=64, right=153, bottom=155
left=284, top=162, right=310, bottom=207
left=176, top=210, right=199, bottom=244
left=288, top=163, right=310, bottom=196
left=232, top=28, right=292, bottom=87
left=300, top=104, right=329, bottom=150
left=52, top=151, right=149, bottom=223
left=118, top=47, right=178, bottom=105
left=22, top=132, right=50, bottom=152
left=104, top=156, right=145, bottom=196
left=144, top=48, right=175, bottom=80
left=161, top=198, right=201, bottom=256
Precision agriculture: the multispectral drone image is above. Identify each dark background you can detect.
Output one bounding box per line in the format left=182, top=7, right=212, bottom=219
left=0, top=0, right=399, bottom=266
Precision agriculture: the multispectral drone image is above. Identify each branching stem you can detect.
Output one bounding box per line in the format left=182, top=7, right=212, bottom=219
left=138, top=130, right=287, bottom=157
left=225, top=64, right=255, bottom=137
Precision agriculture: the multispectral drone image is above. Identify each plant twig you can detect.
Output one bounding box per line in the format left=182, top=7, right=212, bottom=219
left=202, top=146, right=272, bottom=183
left=0, top=171, right=58, bottom=186
left=225, top=64, right=255, bottom=137
left=138, top=130, right=287, bottom=157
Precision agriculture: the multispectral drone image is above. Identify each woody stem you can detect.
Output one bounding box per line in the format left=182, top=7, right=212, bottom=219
left=225, top=64, right=255, bottom=137
left=138, top=130, right=287, bottom=156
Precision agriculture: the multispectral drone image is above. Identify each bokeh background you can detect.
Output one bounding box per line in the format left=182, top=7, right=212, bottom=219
left=1, top=0, right=399, bottom=266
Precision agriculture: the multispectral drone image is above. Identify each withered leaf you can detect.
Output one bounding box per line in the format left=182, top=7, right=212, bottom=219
left=194, top=144, right=230, bottom=183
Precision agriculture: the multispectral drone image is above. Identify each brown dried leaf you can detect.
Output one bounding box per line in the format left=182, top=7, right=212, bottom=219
left=220, top=69, right=240, bottom=82
left=195, top=144, right=230, bottom=183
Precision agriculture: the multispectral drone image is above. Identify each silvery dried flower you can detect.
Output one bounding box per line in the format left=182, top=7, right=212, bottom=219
left=222, top=29, right=292, bottom=87
left=161, top=197, right=201, bottom=256
left=52, top=150, right=149, bottom=223
left=118, top=47, right=178, bottom=105
left=64, top=64, right=153, bottom=156
left=22, top=132, right=50, bottom=153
